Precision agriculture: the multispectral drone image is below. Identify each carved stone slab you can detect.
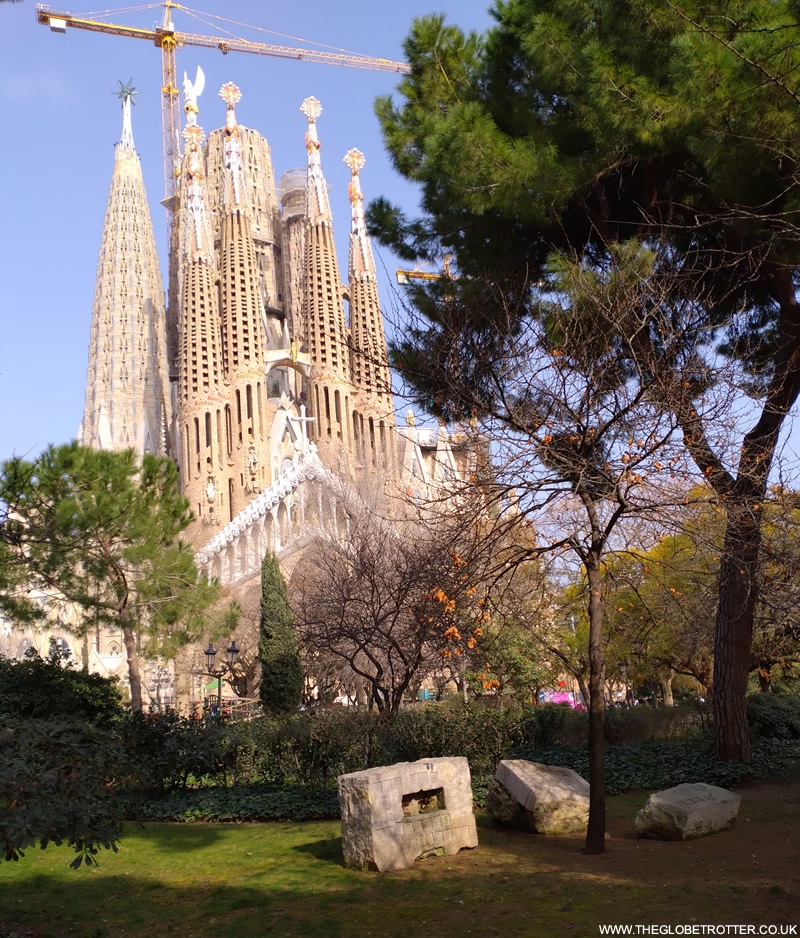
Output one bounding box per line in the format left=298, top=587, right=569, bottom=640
left=493, top=759, right=590, bottom=834
left=635, top=782, right=741, bottom=841
left=338, top=757, right=478, bottom=872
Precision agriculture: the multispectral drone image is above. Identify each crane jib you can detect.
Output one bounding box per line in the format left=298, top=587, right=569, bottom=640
left=35, top=6, right=410, bottom=73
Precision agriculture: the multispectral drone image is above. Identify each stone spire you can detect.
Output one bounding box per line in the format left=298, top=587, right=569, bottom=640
left=344, top=148, right=393, bottom=401
left=216, top=82, right=271, bottom=509
left=343, top=148, right=396, bottom=466
left=82, top=81, right=171, bottom=458
left=302, top=95, right=333, bottom=225
left=219, top=81, right=249, bottom=213
left=299, top=97, right=352, bottom=454
left=176, top=93, right=228, bottom=529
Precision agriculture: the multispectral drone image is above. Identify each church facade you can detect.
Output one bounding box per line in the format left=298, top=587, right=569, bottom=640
left=46, top=71, right=477, bottom=706
left=81, top=74, right=473, bottom=561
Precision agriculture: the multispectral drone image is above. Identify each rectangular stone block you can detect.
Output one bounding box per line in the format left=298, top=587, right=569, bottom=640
left=492, top=759, right=590, bottom=834
left=338, top=757, right=478, bottom=872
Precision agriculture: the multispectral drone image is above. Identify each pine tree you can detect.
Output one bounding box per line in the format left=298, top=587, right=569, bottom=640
left=0, top=443, right=218, bottom=710
left=258, top=552, right=303, bottom=713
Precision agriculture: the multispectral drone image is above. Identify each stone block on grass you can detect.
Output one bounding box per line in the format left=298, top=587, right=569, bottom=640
left=338, top=756, right=478, bottom=872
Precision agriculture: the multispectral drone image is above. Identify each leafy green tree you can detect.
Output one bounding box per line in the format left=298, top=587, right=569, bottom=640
left=603, top=491, right=800, bottom=695
left=369, top=0, right=800, bottom=763
left=0, top=443, right=218, bottom=710
left=602, top=527, right=719, bottom=697
left=258, top=552, right=303, bottom=714
left=466, top=615, right=551, bottom=702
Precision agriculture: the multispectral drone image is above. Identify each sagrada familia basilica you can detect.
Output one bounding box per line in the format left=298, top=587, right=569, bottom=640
left=42, top=69, right=476, bottom=703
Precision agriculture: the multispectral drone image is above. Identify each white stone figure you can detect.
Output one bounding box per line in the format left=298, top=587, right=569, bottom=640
left=183, top=66, right=205, bottom=123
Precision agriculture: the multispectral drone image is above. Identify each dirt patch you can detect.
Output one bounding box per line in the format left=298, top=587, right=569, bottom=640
left=454, top=775, right=800, bottom=929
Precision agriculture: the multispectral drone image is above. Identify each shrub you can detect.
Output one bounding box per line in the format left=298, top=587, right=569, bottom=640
left=0, top=650, right=121, bottom=725
left=603, top=704, right=703, bottom=745
left=0, top=718, right=124, bottom=865
left=115, top=711, right=229, bottom=792
left=746, top=693, right=800, bottom=740
left=227, top=710, right=389, bottom=787
left=522, top=703, right=574, bottom=747
left=389, top=702, right=529, bottom=773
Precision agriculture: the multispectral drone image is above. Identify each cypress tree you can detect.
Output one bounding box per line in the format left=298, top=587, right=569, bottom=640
left=258, top=552, right=303, bottom=713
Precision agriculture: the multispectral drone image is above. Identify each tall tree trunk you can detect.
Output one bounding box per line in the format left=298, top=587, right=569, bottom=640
left=711, top=270, right=800, bottom=759
left=121, top=610, right=143, bottom=711
left=584, top=555, right=606, bottom=855
left=174, top=659, right=192, bottom=713
left=662, top=669, right=674, bottom=708
left=575, top=672, right=590, bottom=710
left=714, top=495, right=762, bottom=761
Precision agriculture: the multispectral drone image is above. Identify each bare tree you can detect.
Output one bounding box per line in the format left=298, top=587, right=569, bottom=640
left=386, top=243, right=708, bottom=852
left=291, top=484, right=516, bottom=714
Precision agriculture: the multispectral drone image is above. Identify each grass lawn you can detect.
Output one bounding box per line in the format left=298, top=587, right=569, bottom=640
left=1, top=786, right=798, bottom=938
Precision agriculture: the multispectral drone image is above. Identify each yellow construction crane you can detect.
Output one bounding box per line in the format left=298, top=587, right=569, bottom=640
left=38, top=2, right=412, bottom=362
left=396, top=254, right=455, bottom=285
left=37, top=2, right=411, bottom=205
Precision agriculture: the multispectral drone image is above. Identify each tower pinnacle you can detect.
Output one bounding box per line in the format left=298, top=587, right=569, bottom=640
left=344, top=147, right=376, bottom=282
left=301, top=96, right=332, bottom=224
left=219, top=81, right=247, bottom=211
left=182, top=122, right=214, bottom=260
left=344, top=147, right=393, bottom=409
left=113, top=79, right=139, bottom=152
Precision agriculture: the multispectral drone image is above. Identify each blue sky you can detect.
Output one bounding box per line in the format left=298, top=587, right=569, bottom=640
left=0, top=0, right=494, bottom=461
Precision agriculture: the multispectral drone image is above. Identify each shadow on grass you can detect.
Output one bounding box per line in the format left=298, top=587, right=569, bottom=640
left=132, top=821, right=234, bottom=851
left=1, top=832, right=794, bottom=938
left=292, top=834, right=343, bottom=864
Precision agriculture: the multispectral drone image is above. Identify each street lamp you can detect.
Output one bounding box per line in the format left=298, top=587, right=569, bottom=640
left=202, top=640, right=240, bottom=715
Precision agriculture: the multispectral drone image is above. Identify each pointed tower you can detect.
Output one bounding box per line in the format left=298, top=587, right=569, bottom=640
left=205, top=103, right=288, bottom=344
left=215, top=82, right=274, bottom=510
left=299, top=97, right=353, bottom=459
left=176, top=86, right=230, bottom=530
left=82, top=81, right=171, bottom=457
left=344, top=148, right=396, bottom=466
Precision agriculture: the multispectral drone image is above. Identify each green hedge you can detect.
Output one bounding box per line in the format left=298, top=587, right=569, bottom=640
left=109, top=697, right=800, bottom=823
left=509, top=736, right=800, bottom=795
left=10, top=698, right=799, bottom=840
left=127, top=784, right=339, bottom=823
left=388, top=703, right=529, bottom=773
left=124, top=737, right=800, bottom=821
